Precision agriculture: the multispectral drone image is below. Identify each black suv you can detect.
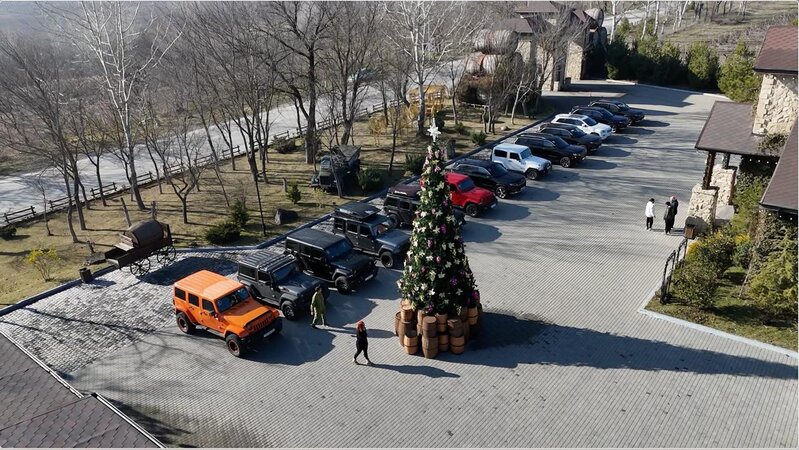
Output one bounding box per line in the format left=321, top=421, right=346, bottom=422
left=589, top=99, right=645, bottom=124
left=504, top=134, right=586, bottom=168
left=332, top=202, right=410, bottom=268
left=383, top=184, right=465, bottom=229
left=284, top=228, right=377, bottom=294
left=571, top=106, right=631, bottom=131
left=237, top=252, right=326, bottom=320
left=539, top=123, right=602, bottom=152
left=447, top=158, right=526, bottom=198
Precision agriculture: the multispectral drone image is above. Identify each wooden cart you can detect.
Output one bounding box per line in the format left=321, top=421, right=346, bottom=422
left=104, top=220, right=176, bottom=276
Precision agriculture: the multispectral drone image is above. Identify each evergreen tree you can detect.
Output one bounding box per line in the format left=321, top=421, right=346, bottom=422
left=687, top=42, right=719, bottom=90
left=718, top=40, right=762, bottom=103
left=398, top=140, right=478, bottom=314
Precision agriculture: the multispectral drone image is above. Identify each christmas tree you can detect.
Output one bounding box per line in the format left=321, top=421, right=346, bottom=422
left=398, top=126, right=479, bottom=315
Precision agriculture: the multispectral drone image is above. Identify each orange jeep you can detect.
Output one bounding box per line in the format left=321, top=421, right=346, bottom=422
left=173, top=270, right=282, bottom=357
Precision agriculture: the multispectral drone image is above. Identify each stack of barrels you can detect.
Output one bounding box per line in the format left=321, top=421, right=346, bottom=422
left=394, top=299, right=482, bottom=359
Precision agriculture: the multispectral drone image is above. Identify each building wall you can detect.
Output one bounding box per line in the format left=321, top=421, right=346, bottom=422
left=753, top=73, right=798, bottom=135
left=564, top=39, right=584, bottom=81
left=687, top=184, right=718, bottom=234
left=711, top=165, right=737, bottom=207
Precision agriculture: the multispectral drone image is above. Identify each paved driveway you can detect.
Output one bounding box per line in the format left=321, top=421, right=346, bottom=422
left=1, top=81, right=796, bottom=448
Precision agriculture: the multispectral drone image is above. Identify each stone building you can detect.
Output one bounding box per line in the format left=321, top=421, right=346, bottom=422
left=688, top=25, right=798, bottom=232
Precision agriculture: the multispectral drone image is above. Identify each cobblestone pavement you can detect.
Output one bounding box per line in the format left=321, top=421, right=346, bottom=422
left=1, top=82, right=796, bottom=448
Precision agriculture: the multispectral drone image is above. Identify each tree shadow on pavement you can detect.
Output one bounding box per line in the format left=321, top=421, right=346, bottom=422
left=445, top=309, right=797, bottom=379
left=596, top=146, right=632, bottom=158
left=624, top=127, right=656, bottom=135
left=462, top=222, right=501, bottom=244
left=606, top=135, right=637, bottom=145
left=142, top=256, right=239, bottom=286
left=640, top=119, right=670, bottom=127
left=579, top=159, right=617, bottom=170
left=526, top=188, right=560, bottom=202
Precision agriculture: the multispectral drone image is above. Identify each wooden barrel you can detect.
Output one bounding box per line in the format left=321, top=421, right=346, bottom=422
left=416, top=321, right=422, bottom=336
left=417, top=310, right=427, bottom=325
left=400, top=298, right=411, bottom=309
left=394, top=312, right=401, bottom=336
left=422, top=316, right=438, bottom=337
left=436, top=322, right=447, bottom=333
left=438, top=333, right=449, bottom=352
left=421, top=336, right=439, bottom=359
left=399, top=321, right=414, bottom=345
left=404, top=330, right=419, bottom=347
left=459, top=306, right=468, bottom=321
left=450, top=334, right=465, bottom=354
left=401, top=306, right=415, bottom=322
left=435, top=313, right=447, bottom=324
left=405, top=344, right=418, bottom=355
left=467, top=307, right=479, bottom=325
left=451, top=342, right=465, bottom=354
left=447, top=319, right=463, bottom=337
left=462, top=319, right=470, bottom=342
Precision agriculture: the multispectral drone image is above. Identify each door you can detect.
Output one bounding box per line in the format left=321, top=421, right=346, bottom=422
left=345, top=222, right=360, bottom=248
left=200, top=298, right=224, bottom=332
left=358, top=224, right=377, bottom=253
left=258, top=270, right=279, bottom=304
left=508, top=152, right=524, bottom=173
left=307, top=247, right=330, bottom=279
left=448, top=182, right=465, bottom=207
left=184, top=290, right=200, bottom=322
left=472, top=167, right=494, bottom=190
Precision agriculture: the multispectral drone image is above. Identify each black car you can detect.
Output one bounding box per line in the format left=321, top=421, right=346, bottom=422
left=332, top=202, right=410, bottom=268
left=520, top=132, right=588, bottom=167
left=447, top=158, right=527, bottom=199
left=237, top=252, right=327, bottom=320
left=539, top=123, right=602, bottom=152
left=383, top=184, right=465, bottom=229
left=284, top=228, right=377, bottom=294
left=571, top=106, right=631, bottom=131
left=504, top=134, right=586, bottom=168
left=590, top=99, right=645, bottom=124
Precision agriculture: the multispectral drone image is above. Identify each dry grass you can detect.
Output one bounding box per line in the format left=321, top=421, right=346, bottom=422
left=0, top=103, right=542, bottom=305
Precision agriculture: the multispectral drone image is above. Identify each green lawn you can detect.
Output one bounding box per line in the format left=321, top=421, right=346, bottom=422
left=647, top=266, right=798, bottom=351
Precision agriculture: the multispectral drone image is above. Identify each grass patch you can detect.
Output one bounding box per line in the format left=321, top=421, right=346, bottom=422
left=647, top=266, right=797, bottom=350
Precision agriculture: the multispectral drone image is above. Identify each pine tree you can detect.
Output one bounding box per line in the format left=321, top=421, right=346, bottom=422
left=718, top=40, right=762, bottom=103
left=398, top=142, right=479, bottom=315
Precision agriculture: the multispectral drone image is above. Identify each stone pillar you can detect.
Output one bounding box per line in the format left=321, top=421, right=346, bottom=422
left=711, top=164, right=737, bottom=206
left=753, top=73, right=799, bottom=135
left=686, top=183, right=719, bottom=234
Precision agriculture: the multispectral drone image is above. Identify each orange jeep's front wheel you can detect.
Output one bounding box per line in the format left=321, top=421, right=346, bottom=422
left=176, top=312, right=194, bottom=334
left=225, top=334, right=244, bottom=357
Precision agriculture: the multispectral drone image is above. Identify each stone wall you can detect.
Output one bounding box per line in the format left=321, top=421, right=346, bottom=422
left=686, top=184, right=719, bottom=234
left=753, top=73, right=798, bottom=135
left=711, top=165, right=737, bottom=206
left=564, top=40, right=584, bottom=81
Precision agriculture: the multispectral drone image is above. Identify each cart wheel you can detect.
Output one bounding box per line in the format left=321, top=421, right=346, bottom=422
left=129, top=259, right=151, bottom=277
left=157, top=246, right=176, bottom=264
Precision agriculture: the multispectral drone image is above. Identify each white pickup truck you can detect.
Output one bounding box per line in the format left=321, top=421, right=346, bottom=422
left=489, top=143, right=553, bottom=180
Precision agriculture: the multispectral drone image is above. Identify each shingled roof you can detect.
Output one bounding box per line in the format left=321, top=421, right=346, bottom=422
left=754, top=26, right=798, bottom=74
left=761, top=121, right=798, bottom=214
left=694, top=102, right=772, bottom=156
left=515, top=1, right=561, bottom=15
left=492, top=18, right=534, bottom=34
left=0, top=332, right=162, bottom=448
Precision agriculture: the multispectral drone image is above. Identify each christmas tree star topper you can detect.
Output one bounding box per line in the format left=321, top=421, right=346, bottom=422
left=427, top=124, right=441, bottom=143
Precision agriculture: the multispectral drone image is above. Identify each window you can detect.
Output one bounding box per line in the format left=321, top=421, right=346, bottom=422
left=188, top=293, right=200, bottom=307
left=476, top=167, right=490, bottom=177
left=285, top=240, right=299, bottom=253
left=359, top=225, right=371, bottom=237
left=566, top=119, right=579, bottom=126
left=238, top=266, right=256, bottom=280
left=494, top=150, right=507, bottom=158
left=309, top=247, right=325, bottom=260
left=346, top=222, right=359, bottom=234
left=202, top=299, right=215, bottom=312
left=400, top=200, right=413, bottom=211
left=174, top=288, right=186, bottom=301
left=258, top=270, right=272, bottom=283
left=385, top=197, right=398, bottom=208
left=510, top=153, right=520, bottom=161
left=333, top=218, right=345, bottom=232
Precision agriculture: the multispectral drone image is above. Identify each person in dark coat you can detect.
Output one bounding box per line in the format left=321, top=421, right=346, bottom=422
left=670, top=196, right=679, bottom=216
left=663, top=201, right=676, bottom=234
left=353, top=320, right=372, bottom=365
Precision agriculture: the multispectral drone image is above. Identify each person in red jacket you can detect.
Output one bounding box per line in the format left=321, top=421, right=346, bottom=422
left=353, top=321, right=372, bottom=365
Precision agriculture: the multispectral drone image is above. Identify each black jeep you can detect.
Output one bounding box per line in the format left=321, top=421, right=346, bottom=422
left=331, top=202, right=410, bottom=268
left=284, top=228, right=377, bottom=294
left=383, top=184, right=466, bottom=229
left=447, top=158, right=527, bottom=198
left=237, top=252, right=326, bottom=320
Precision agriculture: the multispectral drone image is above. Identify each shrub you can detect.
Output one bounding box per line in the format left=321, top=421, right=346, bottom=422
left=357, top=167, right=384, bottom=193
left=748, top=235, right=798, bottom=322
left=453, top=122, right=468, bottom=135
left=470, top=131, right=487, bottom=145
left=434, top=113, right=445, bottom=131
left=26, top=247, right=60, bottom=281
left=286, top=183, right=302, bottom=204
left=732, top=234, right=752, bottom=268
left=718, top=41, right=762, bottom=103
left=687, top=42, right=719, bottom=90
left=693, top=229, right=736, bottom=275
left=404, top=152, right=426, bottom=175
left=272, top=137, right=297, bottom=154
left=0, top=226, right=17, bottom=240
left=670, top=258, right=719, bottom=309
left=656, top=41, right=687, bottom=86
left=228, top=199, right=249, bottom=228
left=757, top=133, right=788, bottom=155
left=633, top=35, right=660, bottom=81
left=606, top=41, right=631, bottom=80
left=205, top=221, right=241, bottom=245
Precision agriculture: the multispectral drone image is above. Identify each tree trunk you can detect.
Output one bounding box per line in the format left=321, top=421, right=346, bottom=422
left=62, top=172, right=78, bottom=243
left=253, top=177, right=267, bottom=236
left=200, top=117, right=230, bottom=207
left=120, top=197, right=132, bottom=227
left=380, top=81, right=389, bottom=123
left=95, top=162, right=107, bottom=207
left=417, top=90, right=427, bottom=136
left=72, top=166, right=86, bottom=231
left=180, top=196, right=189, bottom=224
left=127, top=147, right=146, bottom=210
left=389, top=119, right=398, bottom=172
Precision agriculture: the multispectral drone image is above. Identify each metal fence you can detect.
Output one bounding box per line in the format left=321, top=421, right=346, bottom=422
left=659, top=238, right=690, bottom=302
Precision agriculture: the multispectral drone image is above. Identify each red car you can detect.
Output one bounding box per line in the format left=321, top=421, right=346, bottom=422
left=443, top=172, right=497, bottom=217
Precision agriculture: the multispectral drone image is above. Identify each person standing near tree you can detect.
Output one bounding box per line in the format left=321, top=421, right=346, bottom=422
left=310, top=285, right=326, bottom=329
left=353, top=321, right=372, bottom=365
left=645, top=198, right=655, bottom=230
left=664, top=201, right=676, bottom=234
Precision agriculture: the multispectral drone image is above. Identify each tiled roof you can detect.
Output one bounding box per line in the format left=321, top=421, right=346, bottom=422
left=0, top=332, right=161, bottom=448
left=754, top=26, right=798, bottom=74
left=492, top=18, right=533, bottom=34
left=694, top=102, right=772, bottom=156
left=761, top=121, right=798, bottom=214
left=515, top=1, right=561, bottom=14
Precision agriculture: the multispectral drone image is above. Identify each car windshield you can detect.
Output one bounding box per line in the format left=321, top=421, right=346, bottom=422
left=616, top=102, right=630, bottom=110
left=594, top=108, right=612, bottom=118
left=519, top=148, right=533, bottom=159
left=374, top=216, right=393, bottom=235
left=549, top=137, right=568, bottom=148
left=458, top=178, right=476, bottom=191
left=569, top=127, right=587, bottom=137
left=583, top=117, right=598, bottom=126
left=217, top=287, right=250, bottom=312
left=487, top=163, right=508, bottom=177
left=326, top=239, right=353, bottom=260
left=273, top=263, right=294, bottom=282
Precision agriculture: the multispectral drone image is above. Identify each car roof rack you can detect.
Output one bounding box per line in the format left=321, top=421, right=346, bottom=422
left=239, top=251, right=295, bottom=271
left=387, top=184, right=421, bottom=199
left=334, top=201, right=381, bottom=220
left=287, top=227, right=345, bottom=248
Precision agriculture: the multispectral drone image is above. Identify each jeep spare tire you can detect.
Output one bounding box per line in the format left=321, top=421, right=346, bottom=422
left=464, top=203, right=479, bottom=217
left=525, top=169, right=539, bottom=180
left=225, top=334, right=245, bottom=357
left=380, top=251, right=395, bottom=268
left=176, top=312, right=194, bottom=334
left=334, top=276, right=351, bottom=294
left=281, top=301, right=297, bottom=320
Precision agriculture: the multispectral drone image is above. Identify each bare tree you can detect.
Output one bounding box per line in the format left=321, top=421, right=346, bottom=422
left=528, top=9, right=585, bottom=110
left=0, top=35, right=85, bottom=242
left=68, top=100, right=111, bottom=206
left=42, top=1, right=182, bottom=210
left=383, top=1, right=479, bottom=136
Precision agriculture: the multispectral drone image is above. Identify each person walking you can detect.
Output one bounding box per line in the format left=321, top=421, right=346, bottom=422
left=645, top=198, right=655, bottom=230
left=663, top=201, right=676, bottom=234
left=353, top=320, right=372, bottom=365
left=670, top=196, right=679, bottom=216
left=310, top=285, right=326, bottom=329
